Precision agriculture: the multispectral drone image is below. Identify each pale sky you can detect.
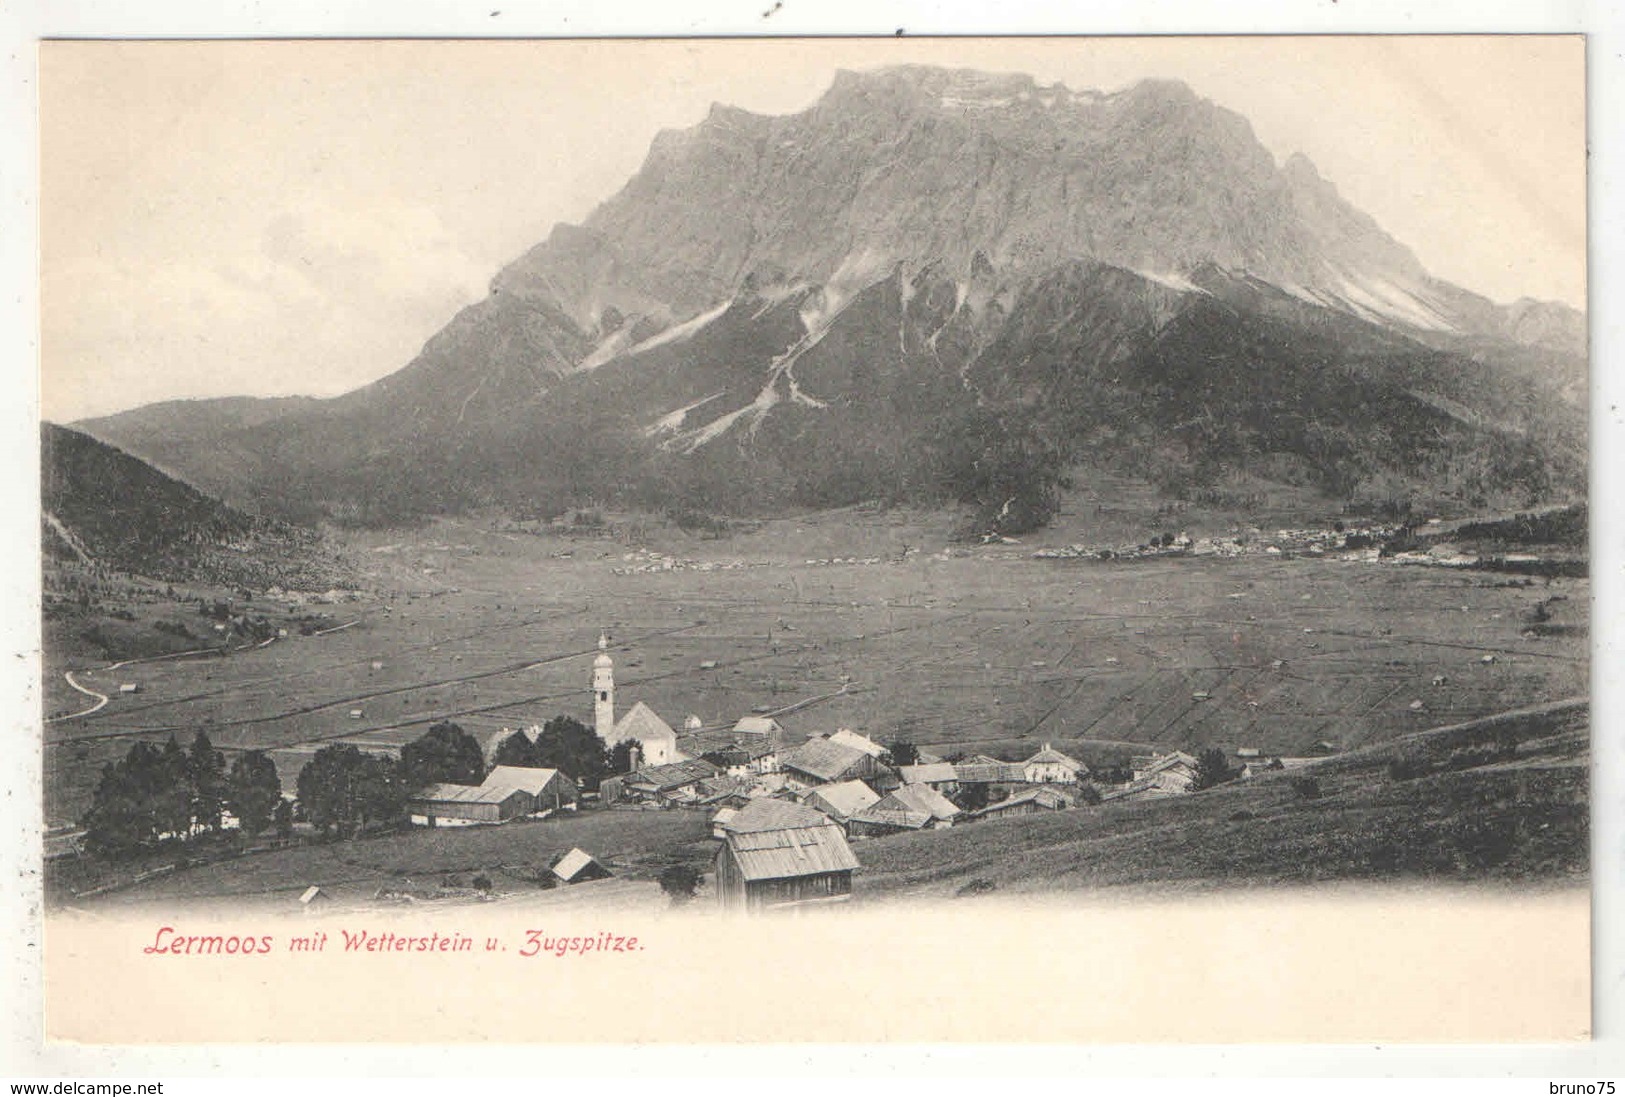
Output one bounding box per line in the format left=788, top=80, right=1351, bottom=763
left=39, top=36, right=1586, bottom=424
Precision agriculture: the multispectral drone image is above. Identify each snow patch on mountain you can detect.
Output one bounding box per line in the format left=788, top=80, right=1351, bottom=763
left=1134, top=269, right=1211, bottom=296
left=644, top=391, right=727, bottom=438
left=575, top=328, right=637, bottom=373
left=673, top=376, right=782, bottom=453
left=1333, top=270, right=1457, bottom=333
left=627, top=300, right=732, bottom=357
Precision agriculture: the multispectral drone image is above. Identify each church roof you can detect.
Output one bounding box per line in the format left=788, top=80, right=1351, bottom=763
left=614, top=701, right=676, bottom=744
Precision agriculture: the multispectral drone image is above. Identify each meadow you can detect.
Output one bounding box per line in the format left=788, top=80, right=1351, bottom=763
left=43, top=504, right=1586, bottom=840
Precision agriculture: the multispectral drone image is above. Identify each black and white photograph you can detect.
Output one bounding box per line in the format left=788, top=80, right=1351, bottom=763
left=19, top=31, right=1602, bottom=1048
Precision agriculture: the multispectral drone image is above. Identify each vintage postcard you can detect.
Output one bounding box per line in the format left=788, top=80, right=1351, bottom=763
left=29, top=35, right=1590, bottom=1046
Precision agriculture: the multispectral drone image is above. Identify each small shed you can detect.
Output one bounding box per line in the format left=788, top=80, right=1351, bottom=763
left=118, top=683, right=141, bottom=695
left=552, top=848, right=612, bottom=885
left=732, top=716, right=783, bottom=738
left=298, top=885, right=332, bottom=913
left=711, top=806, right=740, bottom=839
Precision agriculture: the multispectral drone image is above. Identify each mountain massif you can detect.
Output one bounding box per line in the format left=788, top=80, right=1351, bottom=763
left=76, top=66, right=1586, bottom=531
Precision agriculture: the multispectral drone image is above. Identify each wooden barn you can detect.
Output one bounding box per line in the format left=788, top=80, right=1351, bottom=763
left=779, top=737, right=887, bottom=790
left=970, top=785, right=1076, bottom=821
left=482, top=765, right=579, bottom=813
left=847, top=783, right=960, bottom=837
left=408, top=782, right=532, bottom=826
left=715, top=798, right=860, bottom=912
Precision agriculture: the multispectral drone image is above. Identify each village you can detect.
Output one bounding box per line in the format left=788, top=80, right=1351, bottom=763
left=272, top=632, right=1312, bottom=914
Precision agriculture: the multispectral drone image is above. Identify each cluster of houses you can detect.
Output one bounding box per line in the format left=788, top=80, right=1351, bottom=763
left=284, top=634, right=1311, bottom=913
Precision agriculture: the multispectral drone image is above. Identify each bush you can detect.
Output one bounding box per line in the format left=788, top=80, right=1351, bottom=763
left=658, top=864, right=702, bottom=904
left=1290, top=776, right=1322, bottom=800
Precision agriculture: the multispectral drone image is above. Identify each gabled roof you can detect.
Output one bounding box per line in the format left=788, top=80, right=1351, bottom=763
left=848, top=805, right=933, bottom=831
left=972, top=786, right=1075, bottom=816
left=482, top=765, right=570, bottom=798
left=953, top=762, right=1029, bottom=784
left=733, top=716, right=782, bottom=736
left=804, top=780, right=881, bottom=820
left=916, top=751, right=946, bottom=766
left=780, top=738, right=870, bottom=782
left=829, top=729, right=888, bottom=758
left=964, top=753, right=1006, bottom=766
left=883, top=783, right=961, bottom=822
left=695, top=737, right=779, bottom=766
left=694, top=776, right=752, bottom=805
left=1025, top=744, right=1086, bottom=772
left=724, top=822, right=860, bottom=882
left=711, top=807, right=739, bottom=828
left=552, top=847, right=610, bottom=881
left=614, top=701, right=676, bottom=744
left=1141, top=751, right=1199, bottom=776
left=628, top=757, right=720, bottom=792
left=678, top=731, right=740, bottom=758
left=900, top=762, right=959, bottom=785
left=1100, top=778, right=1169, bottom=803
left=724, top=796, right=832, bottom=833
left=411, top=782, right=526, bottom=805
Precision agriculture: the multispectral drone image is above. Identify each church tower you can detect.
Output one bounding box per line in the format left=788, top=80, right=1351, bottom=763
left=593, top=632, right=616, bottom=743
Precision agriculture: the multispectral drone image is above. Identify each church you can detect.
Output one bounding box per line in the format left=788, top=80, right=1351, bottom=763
left=592, top=633, right=681, bottom=767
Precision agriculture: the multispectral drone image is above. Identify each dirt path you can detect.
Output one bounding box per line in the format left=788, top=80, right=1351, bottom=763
left=50, top=671, right=109, bottom=722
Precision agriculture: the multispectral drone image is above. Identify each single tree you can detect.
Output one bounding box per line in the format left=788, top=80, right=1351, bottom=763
left=153, top=736, right=194, bottom=840
left=607, top=738, right=640, bottom=775
left=400, top=721, right=487, bottom=790
left=490, top=729, right=541, bottom=769
left=1191, top=747, right=1237, bottom=792
left=955, top=782, right=992, bottom=813
left=533, top=715, right=611, bottom=789
left=357, top=754, right=409, bottom=828
left=82, top=741, right=164, bottom=857
left=886, top=741, right=921, bottom=768
left=297, top=744, right=384, bottom=838
left=227, top=750, right=282, bottom=837
left=188, top=730, right=228, bottom=833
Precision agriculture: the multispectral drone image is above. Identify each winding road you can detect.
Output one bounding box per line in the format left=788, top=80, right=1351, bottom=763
left=53, top=671, right=108, bottom=722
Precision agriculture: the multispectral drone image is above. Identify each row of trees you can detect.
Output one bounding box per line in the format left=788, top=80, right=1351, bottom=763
left=82, top=715, right=640, bottom=857
left=83, top=732, right=288, bottom=857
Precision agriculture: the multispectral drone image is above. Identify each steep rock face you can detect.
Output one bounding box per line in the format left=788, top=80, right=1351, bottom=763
left=495, top=67, right=1451, bottom=340
left=76, top=65, right=1585, bottom=527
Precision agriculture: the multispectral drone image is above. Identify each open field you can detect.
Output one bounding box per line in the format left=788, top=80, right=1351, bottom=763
left=43, top=508, right=1586, bottom=834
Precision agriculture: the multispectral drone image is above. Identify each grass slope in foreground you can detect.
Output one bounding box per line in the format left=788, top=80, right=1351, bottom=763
left=856, top=699, right=1588, bottom=900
